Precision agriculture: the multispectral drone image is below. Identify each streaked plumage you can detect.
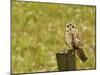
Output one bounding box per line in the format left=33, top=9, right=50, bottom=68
left=64, top=23, right=88, bottom=63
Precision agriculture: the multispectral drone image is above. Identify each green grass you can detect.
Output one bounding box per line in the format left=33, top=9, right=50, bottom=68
left=12, top=1, right=96, bottom=74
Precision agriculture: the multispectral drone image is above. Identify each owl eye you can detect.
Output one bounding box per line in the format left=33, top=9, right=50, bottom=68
left=72, top=26, right=74, bottom=28
left=67, top=25, right=69, bottom=28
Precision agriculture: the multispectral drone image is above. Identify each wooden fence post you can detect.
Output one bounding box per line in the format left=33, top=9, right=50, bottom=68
left=56, top=49, right=76, bottom=71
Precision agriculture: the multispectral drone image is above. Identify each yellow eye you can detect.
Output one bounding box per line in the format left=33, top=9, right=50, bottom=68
left=72, top=26, right=74, bottom=28
left=67, top=25, right=69, bottom=28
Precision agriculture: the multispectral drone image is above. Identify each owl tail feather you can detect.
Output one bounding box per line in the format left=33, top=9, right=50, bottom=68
left=76, top=49, right=88, bottom=63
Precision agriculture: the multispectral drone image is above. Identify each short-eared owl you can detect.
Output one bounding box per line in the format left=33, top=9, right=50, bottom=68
left=64, top=23, right=88, bottom=63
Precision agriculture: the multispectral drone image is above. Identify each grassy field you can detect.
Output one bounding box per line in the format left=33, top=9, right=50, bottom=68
left=12, top=0, right=96, bottom=74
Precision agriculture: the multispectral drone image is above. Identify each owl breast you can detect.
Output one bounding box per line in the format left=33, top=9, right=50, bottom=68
left=64, top=31, right=73, bottom=48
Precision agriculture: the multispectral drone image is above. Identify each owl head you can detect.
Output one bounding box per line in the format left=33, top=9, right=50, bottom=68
left=65, top=23, right=77, bottom=31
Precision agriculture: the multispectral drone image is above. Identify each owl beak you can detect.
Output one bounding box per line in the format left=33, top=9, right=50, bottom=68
left=70, top=28, right=71, bottom=30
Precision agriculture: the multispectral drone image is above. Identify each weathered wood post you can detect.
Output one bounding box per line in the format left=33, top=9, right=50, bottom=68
left=56, top=49, right=76, bottom=71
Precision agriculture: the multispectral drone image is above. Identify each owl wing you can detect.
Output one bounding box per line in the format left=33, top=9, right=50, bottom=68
left=71, top=31, right=88, bottom=63
left=71, top=31, right=83, bottom=50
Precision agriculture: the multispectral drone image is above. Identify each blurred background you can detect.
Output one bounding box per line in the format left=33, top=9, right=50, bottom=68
left=12, top=0, right=96, bottom=74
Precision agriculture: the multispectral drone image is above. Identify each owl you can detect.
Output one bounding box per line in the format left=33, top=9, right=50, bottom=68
left=64, top=23, right=88, bottom=63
